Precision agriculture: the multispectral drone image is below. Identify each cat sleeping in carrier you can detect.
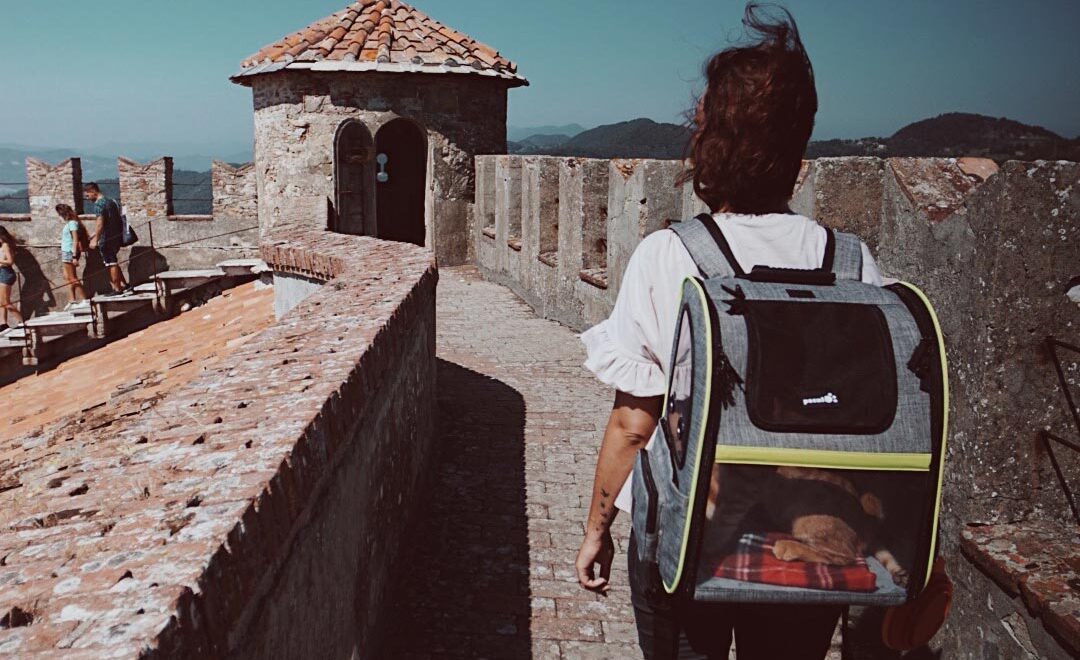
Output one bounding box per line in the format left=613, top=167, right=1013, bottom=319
left=705, top=465, right=909, bottom=587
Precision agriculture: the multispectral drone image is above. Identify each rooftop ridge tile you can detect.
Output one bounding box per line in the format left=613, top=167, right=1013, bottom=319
left=236, top=0, right=524, bottom=84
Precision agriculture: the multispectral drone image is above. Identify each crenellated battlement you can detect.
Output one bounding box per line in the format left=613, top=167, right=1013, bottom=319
left=0, top=156, right=260, bottom=313
left=472, top=154, right=1018, bottom=330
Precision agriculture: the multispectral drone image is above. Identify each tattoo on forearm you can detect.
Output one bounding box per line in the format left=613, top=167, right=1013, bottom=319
left=593, top=487, right=615, bottom=531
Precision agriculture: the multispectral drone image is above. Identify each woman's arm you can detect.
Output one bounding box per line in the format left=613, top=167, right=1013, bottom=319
left=71, top=224, right=84, bottom=259
left=575, top=391, right=662, bottom=593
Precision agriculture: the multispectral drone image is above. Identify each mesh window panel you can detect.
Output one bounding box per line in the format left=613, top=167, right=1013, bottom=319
left=663, top=306, right=694, bottom=470
left=693, top=464, right=933, bottom=605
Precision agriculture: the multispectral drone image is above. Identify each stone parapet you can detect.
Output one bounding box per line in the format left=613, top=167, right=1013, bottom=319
left=474, top=155, right=697, bottom=330
left=0, top=228, right=438, bottom=658
left=956, top=522, right=1080, bottom=658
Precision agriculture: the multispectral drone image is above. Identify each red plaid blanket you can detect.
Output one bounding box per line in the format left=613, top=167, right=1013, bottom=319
left=715, top=533, right=878, bottom=592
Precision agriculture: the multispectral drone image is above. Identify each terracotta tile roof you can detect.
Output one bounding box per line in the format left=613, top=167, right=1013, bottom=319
left=0, top=282, right=275, bottom=443
left=234, top=1, right=526, bottom=86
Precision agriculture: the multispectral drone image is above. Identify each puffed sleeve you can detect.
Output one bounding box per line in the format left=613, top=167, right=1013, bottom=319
left=581, top=230, right=695, bottom=397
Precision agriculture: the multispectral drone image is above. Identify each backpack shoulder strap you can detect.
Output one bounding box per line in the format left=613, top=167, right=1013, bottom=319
left=829, top=230, right=864, bottom=281
left=669, top=214, right=745, bottom=279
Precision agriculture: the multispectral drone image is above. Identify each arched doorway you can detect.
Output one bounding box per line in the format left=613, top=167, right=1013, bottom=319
left=374, top=118, right=427, bottom=246
left=333, top=120, right=374, bottom=235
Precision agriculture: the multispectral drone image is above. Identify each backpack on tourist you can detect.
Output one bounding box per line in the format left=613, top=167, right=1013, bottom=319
left=631, top=214, right=949, bottom=611
left=117, top=200, right=139, bottom=247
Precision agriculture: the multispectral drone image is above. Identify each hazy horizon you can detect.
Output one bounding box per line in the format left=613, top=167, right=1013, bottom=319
left=3, top=0, right=1079, bottom=159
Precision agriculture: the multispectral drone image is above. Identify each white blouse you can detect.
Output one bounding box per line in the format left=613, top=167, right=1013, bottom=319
left=581, top=212, right=885, bottom=512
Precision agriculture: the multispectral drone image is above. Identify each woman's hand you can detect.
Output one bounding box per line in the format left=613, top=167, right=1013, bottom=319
left=576, top=530, right=615, bottom=594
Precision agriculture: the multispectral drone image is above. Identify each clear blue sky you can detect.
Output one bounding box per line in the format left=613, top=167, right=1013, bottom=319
left=4, top=0, right=1079, bottom=156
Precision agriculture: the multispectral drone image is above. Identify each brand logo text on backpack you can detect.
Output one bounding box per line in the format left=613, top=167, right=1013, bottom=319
left=802, top=392, right=839, bottom=407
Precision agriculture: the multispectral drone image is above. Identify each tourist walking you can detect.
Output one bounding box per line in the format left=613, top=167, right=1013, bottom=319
left=575, top=4, right=885, bottom=659
left=0, top=226, right=24, bottom=331
left=84, top=182, right=129, bottom=296
left=55, top=204, right=89, bottom=305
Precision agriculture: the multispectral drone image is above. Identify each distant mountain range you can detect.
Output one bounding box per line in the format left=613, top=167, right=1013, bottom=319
left=509, top=113, right=1080, bottom=162
left=507, top=124, right=586, bottom=142
left=807, top=113, right=1080, bottom=161
left=510, top=119, right=693, bottom=159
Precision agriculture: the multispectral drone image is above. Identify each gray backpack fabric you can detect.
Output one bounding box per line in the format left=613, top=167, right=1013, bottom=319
left=631, top=214, right=948, bottom=606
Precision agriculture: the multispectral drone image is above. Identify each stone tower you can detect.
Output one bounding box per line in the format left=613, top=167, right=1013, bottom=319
left=232, top=0, right=527, bottom=264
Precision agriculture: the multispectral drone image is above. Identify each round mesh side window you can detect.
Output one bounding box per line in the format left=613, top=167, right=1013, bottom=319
left=664, top=305, right=694, bottom=469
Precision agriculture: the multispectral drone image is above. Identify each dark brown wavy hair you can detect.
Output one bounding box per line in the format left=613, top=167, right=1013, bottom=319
left=680, top=3, right=817, bottom=214
left=0, top=226, right=17, bottom=249
left=55, top=203, right=77, bottom=220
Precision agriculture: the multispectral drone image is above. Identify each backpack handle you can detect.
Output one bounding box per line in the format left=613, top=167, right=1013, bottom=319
left=744, top=266, right=837, bottom=286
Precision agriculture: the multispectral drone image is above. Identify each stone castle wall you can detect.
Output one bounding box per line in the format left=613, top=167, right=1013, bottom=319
left=472, top=154, right=1080, bottom=658
left=250, top=71, right=508, bottom=266
left=0, top=156, right=259, bottom=313
left=0, top=228, right=437, bottom=657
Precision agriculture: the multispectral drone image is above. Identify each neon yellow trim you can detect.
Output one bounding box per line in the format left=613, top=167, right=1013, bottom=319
left=897, top=281, right=950, bottom=590
left=714, top=446, right=932, bottom=471
left=663, top=277, right=712, bottom=595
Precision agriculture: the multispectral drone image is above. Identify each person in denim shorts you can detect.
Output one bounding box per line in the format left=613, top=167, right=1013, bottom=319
left=55, top=204, right=88, bottom=304
left=0, top=226, right=23, bottom=331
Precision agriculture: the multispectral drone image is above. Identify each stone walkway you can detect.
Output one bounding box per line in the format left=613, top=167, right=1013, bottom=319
left=386, top=268, right=857, bottom=659
left=387, top=266, right=641, bottom=659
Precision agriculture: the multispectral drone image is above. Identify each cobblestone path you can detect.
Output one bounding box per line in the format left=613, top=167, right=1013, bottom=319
left=387, top=266, right=641, bottom=659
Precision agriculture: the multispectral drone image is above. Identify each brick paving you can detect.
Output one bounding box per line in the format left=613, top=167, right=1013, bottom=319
left=386, top=268, right=856, bottom=659
left=387, top=266, right=641, bottom=659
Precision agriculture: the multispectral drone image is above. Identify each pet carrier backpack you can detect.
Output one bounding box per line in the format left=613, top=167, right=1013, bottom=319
left=631, top=214, right=948, bottom=607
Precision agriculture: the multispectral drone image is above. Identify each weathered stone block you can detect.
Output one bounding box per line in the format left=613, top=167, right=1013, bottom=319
left=888, top=157, right=992, bottom=223
left=679, top=178, right=710, bottom=219
left=606, top=159, right=682, bottom=295
left=212, top=161, right=257, bottom=224
left=27, top=157, right=82, bottom=228
left=807, top=157, right=885, bottom=247
left=493, top=155, right=522, bottom=277
left=473, top=156, right=498, bottom=269
left=118, top=156, right=173, bottom=221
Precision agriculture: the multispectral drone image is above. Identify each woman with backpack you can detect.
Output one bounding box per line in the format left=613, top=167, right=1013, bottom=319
left=0, top=226, right=24, bottom=332
left=575, top=5, right=885, bottom=659
left=55, top=204, right=89, bottom=305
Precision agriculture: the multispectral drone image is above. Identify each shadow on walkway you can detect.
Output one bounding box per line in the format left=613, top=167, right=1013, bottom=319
left=386, top=358, right=532, bottom=658
left=843, top=606, right=941, bottom=660
left=13, top=248, right=55, bottom=318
